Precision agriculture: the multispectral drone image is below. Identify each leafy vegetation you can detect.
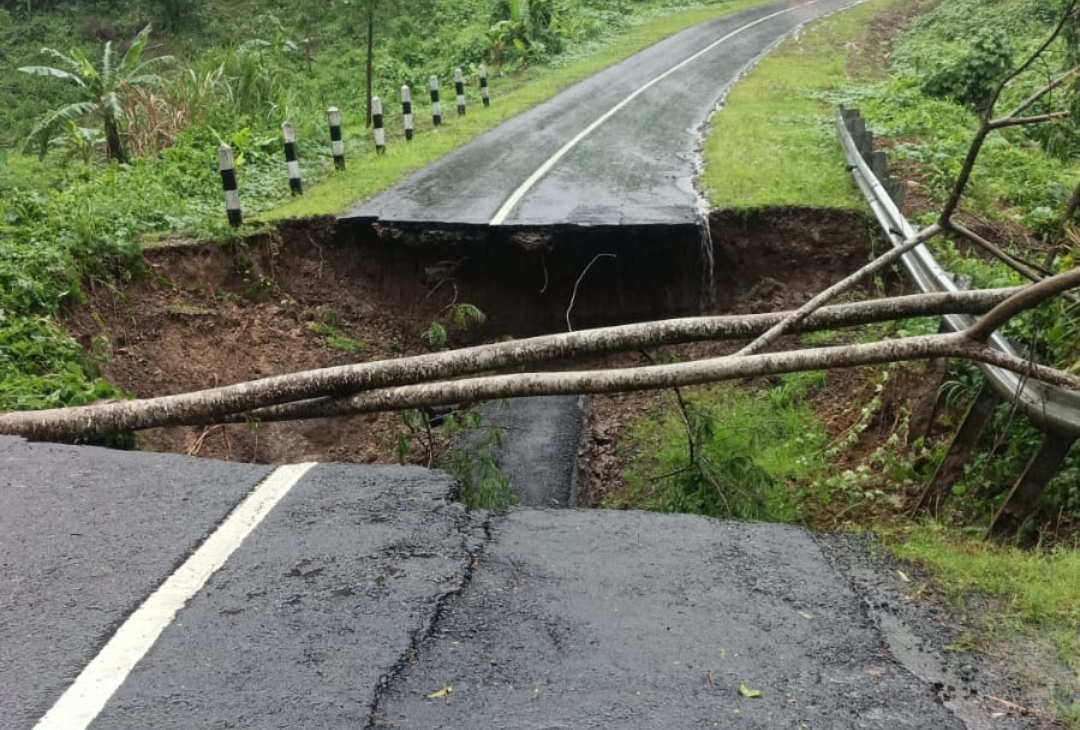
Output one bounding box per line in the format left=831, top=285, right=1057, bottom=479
left=1, top=0, right=764, bottom=412
left=700, top=0, right=903, bottom=208
left=614, top=377, right=830, bottom=521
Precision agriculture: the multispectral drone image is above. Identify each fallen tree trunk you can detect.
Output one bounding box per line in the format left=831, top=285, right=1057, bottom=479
left=0, top=287, right=1058, bottom=443
left=241, top=330, right=1080, bottom=423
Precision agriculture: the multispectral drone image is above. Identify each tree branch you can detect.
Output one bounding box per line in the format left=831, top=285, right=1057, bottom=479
left=1004, top=65, right=1079, bottom=118
left=0, top=289, right=1021, bottom=441
left=965, top=267, right=1080, bottom=342
left=241, top=333, right=1080, bottom=425
left=735, top=224, right=942, bottom=357
left=939, top=0, right=1078, bottom=224
left=988, top=111, right=1071, bottom=130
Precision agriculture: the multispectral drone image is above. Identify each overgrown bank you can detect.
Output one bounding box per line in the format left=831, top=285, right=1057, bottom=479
left=1, top=0, right=765, bottom=413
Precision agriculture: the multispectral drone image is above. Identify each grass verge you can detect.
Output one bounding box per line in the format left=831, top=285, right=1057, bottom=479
left=612, top=376, right=831, bottom=522
left=887, top=524, right=1080, bottom=725
left=701, top=0, right=906, bottom=209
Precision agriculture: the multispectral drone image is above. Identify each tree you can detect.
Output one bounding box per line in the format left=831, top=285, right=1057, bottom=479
left=0, top=286, right=1075, bottom=442
left=17, top=24, right=173, bottom=163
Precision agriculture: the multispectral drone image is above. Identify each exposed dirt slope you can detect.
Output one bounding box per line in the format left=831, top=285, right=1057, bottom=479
left=68, top=208, right=907, bottom=469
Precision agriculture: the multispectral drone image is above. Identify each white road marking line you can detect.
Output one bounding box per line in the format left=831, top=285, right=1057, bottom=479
left=33, top=462, right=317, bottom=730
left=488, top=0, right=822, bottom=226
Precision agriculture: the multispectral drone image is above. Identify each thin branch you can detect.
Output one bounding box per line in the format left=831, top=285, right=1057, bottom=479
left=567, top=253, right=616, bottom=332
left=940, top=0, right=1078, bottom=224
left=640, top=349, right=697, bottom=463
left=947, top=222, right=1065, bottom=291
left=988, top=110, right=1071, bottom=130
left=735, top=224, right=942, bottom=357
left=1005, top=65, right=1079, bottom=118
left=985, top=0, right=1078, bottom=120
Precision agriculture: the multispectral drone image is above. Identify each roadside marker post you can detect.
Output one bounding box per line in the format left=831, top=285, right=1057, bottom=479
left=401, top=85, right=414, bottom=141
left=281, top=121, right=302, bottom=196
left=455, top=67, right=466, bottom=116
left=430, top=75, right=442, bottom=127
left=327, top=107, right=346, bottom=171
left=217, top=144, right=242, bottom=227
left=372, top=96, right=386, bottom=154
left=479, top=64, right=490, bottom=107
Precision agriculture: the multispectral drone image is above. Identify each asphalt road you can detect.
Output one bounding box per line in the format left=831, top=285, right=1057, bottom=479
left=3, top=436, right=1023, bottom=729
left=1, top=3, right=1025, bottom=727
left=347, top=0, right=860, bottom=228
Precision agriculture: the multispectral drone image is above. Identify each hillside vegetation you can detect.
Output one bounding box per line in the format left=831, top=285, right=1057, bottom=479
left=0, top=0, right=739, bottom=411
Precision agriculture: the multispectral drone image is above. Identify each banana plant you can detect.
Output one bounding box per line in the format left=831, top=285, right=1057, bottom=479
left=18, top=24, right=173, bottom=163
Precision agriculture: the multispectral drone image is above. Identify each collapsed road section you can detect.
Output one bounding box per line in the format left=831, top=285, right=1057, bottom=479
left=2, top=438, right=1030, bottom=729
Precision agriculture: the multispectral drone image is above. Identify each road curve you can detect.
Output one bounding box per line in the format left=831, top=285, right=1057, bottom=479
left=346, top=0, right=860, bottom=229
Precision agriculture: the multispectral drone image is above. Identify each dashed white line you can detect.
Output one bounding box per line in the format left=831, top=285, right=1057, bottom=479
left=488, top=0, right=821, bottom=226
left=33, top=462, right=317, bottom=730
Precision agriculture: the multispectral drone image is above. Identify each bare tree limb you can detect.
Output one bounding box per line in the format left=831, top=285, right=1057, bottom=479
left=939, top=0, right=1078, bottom=224
left=947, top=222, right=1069, bottom=295
left=735, top=224, right=942, bottom=357
left=242, top=333, right=1080, bottom=425
left=1005, top=66, right=1079, bottom=118
left=987, top=0, right=1078, bottom=120
left=988, top=111, right=1071, bottom=130
left=0, top=289, right=1022, bottom=441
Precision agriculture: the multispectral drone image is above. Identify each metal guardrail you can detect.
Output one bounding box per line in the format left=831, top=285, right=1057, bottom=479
left=835, top=107, right=1080, bottom=436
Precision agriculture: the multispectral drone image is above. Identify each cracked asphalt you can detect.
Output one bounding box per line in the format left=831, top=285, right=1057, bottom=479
left=0, top=1, right=1041, bottom=725
left=2, top=436, right=1036, bottom=729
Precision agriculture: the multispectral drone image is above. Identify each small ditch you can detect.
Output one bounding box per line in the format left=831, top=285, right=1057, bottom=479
left=69, top=207, right=879, bottom=473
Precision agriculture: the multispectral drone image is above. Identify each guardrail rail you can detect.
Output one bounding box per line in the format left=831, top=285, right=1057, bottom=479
left=835, top=107, right=1079, bottom=535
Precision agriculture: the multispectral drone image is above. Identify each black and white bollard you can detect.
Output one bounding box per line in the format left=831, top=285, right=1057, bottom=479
left=218, top=144, right=242, bottom=227
left=327, top=107, right=345, bottom=171
left=430, top=75, right=442, bottom=127
left=401, top=85, right=414, bottom=141
left=455, top=67, right=466, bottom=116
left=479, top=64, right=490, bottom=107
left=372, top=96, right=385, bottom=154
left=281, top=121, right=302, bottom=196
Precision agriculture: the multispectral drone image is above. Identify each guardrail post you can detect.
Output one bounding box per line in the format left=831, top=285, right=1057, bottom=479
left=479, top=64, right=490, bottom=107
left=455, top=68, right=466, bottom=116
left=402, top=85, right=414, bottom=141
left=218, top=144, right=242, bottom=227
left=430, top=75, right=442, bottom=127
left=915, top=382, right=1000, bottom=515
left=869, top=150, right=887, bottom=180
left=989, top=430, right=1077, bottom=538
left=327, top=107, right=345, bottom=171
left=372, top=96, right=385, bottom=154
left=281, top=121, right=302, bottom=196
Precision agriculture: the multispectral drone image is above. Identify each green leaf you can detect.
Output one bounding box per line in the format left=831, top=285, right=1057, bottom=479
left=738, top=682, right=762, bottom=698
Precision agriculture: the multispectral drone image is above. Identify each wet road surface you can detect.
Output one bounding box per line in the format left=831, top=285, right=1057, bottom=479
left=346, top=0, right=860, bottom=228
left=1, top=3, right=1023, bottom=727
left=3, top=436, right=1015, bottom=729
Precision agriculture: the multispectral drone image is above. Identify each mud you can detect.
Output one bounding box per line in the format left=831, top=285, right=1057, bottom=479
left=69, top=207, right=877, bottom=465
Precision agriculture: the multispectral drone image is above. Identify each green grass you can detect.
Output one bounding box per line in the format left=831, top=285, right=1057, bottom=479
left=614, top=379, right=830, bottom=522
left=701, top=0, right=906, bottom=208
left=887, top=524, right=1080, bottom=725
left=264, top=0, right=776, bottom=220
left=891, top=525, right=1080, bottom=630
